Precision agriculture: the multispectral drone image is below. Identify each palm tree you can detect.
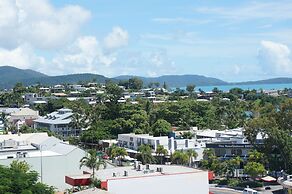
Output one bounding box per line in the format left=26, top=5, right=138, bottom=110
left=1, top=112, right=8, bottom=133
left=156, top=145, right=168, bottom=164
left=137, top=145, right=156, bottom=165
left=110, top=146, right=128, bottom=166
left=186, top=149, right=198, bottom=167
left=80, top=150, right=106, bottom=179
left=171, top=151, right=188, bottom=165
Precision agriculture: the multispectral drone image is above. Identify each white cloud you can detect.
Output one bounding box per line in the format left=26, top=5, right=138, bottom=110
left=0, top=44, right=45, bottom=69
left=152, top=17, right=212, bottom=25
left=103, top=26, right=129, bottom=49
left=233, top=64, right=241, bottom=75
left=258, top=40, right=292, bottom=75
left=51, top=36, right=116, bottom=75
left=0, top=0, right=91, bottom=49
left=195, top=1, right=292, bottom=22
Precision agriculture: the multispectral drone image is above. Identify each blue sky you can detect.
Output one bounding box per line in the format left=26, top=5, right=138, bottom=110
left=0, top=0, right=292, bottom=81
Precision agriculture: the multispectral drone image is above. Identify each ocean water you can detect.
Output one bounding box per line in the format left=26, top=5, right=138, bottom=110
left=174, top=83, right=292, bottom=92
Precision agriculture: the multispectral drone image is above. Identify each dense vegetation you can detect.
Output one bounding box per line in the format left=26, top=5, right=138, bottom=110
left=0, top=161, right=54, bottom=194
left=1, top=81, right=291, bottom=175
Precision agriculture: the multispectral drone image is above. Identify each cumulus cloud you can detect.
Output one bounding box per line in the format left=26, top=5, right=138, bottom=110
left=0, top=44, right=45, bottom=69
left=103, top=26, right=129, bottom=49
left=0, top=0, right=91, bottom=49
left=50, top=36, right=116, bottom=75
left=258, top=40, right=292, bottom=75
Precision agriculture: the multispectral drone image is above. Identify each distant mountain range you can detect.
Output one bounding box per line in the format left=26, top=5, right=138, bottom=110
left=0, top=66, right=292, bottom=89
left=0, top=66, right=108, bottom=89
left=115, top=75, right=228, bottom=87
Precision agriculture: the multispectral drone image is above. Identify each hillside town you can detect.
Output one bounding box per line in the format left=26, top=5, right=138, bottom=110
left=1, top=0, right=292, bottom=194
left=0, top=79, right=291, bottom=194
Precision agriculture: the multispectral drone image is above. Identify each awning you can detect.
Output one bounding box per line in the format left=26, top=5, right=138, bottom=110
left=261, top=176, right=276, bottom=182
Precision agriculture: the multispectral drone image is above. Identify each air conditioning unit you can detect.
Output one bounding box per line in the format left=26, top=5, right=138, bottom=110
left=157, top=167, right=163, bottom=172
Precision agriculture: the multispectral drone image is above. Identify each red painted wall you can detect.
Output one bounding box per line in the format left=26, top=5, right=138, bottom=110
left=65, top=176, right=91, bottom=186
left=101, top=181, right=108, bottom=190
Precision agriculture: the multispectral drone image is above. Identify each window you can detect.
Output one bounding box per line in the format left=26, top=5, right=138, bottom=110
left=156, top=140, right=160, bottom=146
left=231, top=149, right=242, bottom=156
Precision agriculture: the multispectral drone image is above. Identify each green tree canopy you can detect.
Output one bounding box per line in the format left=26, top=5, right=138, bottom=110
left=151, top=119, right=171, bottom=137
left=244, top=162, right=266, bottom=180
left=0, top=161, right=54, bottom=194
left=137, top=145, right=156, bottom=165
left=109, top=146, right=128, bottom=166
left=171, top=151, right=189, bottom=165
left=80, top=150, right=106, bottom=179
left=156, top=145, right=168, bottom=164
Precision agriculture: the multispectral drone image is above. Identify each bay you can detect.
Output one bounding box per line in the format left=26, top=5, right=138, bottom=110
left=175, top=83, right=292, bottom=92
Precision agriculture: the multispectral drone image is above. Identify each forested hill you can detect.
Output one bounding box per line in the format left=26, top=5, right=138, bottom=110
left=0, top=66, right=47, bottom=82
left=1, top=66, right=292, bottom=89
left=0, top=66, right=108, bottom=89
left=114, top=75, right=228, bottom=87
left=234, top=77, right=292, bottom=85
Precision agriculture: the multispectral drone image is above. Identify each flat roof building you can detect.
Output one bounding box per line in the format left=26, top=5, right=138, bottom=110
left=0, top=133, right=86, bottom=191
left=67, top=164, right=209, bottom=194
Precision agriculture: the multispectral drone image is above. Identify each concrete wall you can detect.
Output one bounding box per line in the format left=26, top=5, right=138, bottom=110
left=0, top=148, right=86, bottom=191
left=107, top=171, right=209, bottom=194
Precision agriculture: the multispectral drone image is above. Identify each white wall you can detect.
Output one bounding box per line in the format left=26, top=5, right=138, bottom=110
left=0, top=148, right=85, bottom=191
left=107, top=171, right=209, bottom=194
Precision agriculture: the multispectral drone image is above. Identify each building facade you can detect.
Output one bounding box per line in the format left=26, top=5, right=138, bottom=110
left=34, top=108, right=80, bottom=137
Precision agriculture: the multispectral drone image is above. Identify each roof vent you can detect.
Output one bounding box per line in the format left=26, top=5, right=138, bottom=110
left=124, top=171, right=128, bottom=176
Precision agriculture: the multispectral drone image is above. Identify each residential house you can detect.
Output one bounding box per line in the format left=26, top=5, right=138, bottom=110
left=34, top=108, right=80, bottom=137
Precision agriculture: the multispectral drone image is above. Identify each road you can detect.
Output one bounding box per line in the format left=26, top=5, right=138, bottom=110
left=209, top=187, right=242, bottom=194
left=209, top=185, right=283, bottom=194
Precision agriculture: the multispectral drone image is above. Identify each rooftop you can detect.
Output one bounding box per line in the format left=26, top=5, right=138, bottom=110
left=0, top=133, right=78, bottom=159
left=34, top=108, right=73, bottom=125
left=94, top=165, right=204, bottom=181
left=119, top=133, right=168, bottom=140
left=10, top=108, right=39, bottom=116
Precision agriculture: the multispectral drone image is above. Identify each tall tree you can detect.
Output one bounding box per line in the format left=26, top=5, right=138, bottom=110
left=186, top=149, right=198, bottom=167
left=156, top=145, right=168, bottom=164
left=137, top=145, right=156, bottom=165
left=171, top=151, right=188, bottom=165
left=151, top=119, right=171, bottom=137
left=80, top=150, right=106, bottom=179
left=110, top=146, right=128, bottom=166
left=244, top=162, right=266, bottom=180
left=128, top=77, right=143, bottom=90
left=186, top=84, right=196, bottom=98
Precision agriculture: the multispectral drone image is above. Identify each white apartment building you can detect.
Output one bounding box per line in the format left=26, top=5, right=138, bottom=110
left=24, top=93, right=48, bottom=105
left=34, top=108, right=80, bottom=137
left=118, top=134, right=169, bottom=151
left=117, top=133, right=203, bottom=156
